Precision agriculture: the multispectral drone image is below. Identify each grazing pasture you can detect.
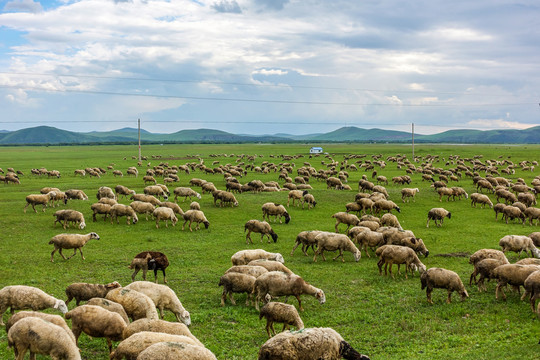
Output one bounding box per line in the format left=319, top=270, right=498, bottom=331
left=0, top=143, right=539, bottom=359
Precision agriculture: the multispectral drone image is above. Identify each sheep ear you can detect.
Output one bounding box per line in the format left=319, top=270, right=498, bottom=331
left=410, top=238, right=417, bottom=244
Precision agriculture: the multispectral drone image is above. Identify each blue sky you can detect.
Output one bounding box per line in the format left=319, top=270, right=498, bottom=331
left=0, top=0, right=539, bottom=135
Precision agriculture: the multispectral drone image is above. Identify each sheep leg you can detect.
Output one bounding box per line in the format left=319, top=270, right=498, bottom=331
left=377, top=259, right=384, bottom=274
left=335, top=221, right=340, bottom=233
left=182, top=219, right=187, bottom=230
left=332, top=249, right=345, bottom=262
left=67, top=248, right=78, bottom=259
left=265, top=321, right=273, bottom=338
left=530, top=294, right=538, bottom=312
left=58, top=248, right=68, bottom=260
left=446, top=290, right=453, bottom=303
left=426, top=287, right=434, bottom=304
left=220, top=289, right=227, bottom=306
left=93, top=212, right=97, bottom=222
left=161, top=269, right=167, bottom=283
left=155, top=218, right=160, bottom=228
left=290, top=242, right=301, bottom=256
left=295, top=295, right=304, bottom=312
left=106, top=338, right=113, bottom=354
left=229, top=292, right=236, bottom=305
left=426, top=218, right=430, bottom=228
left=142, top=268, right=148, bottom=281
left=131, top=268, right=140, bottom=282
left=78, top=247, right=85, bottom=260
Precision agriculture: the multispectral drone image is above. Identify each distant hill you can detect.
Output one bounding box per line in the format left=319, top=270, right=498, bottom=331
left=308, top=126, right=413, bottom=142
left=0, top=126, right=99, bottom=144
left=417, top=126, right=540, bottom=143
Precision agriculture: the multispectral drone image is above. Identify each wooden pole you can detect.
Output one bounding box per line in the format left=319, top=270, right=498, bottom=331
left=412, top=123, right=415, bottom=160
left=138, top=118, right=141, bottom=162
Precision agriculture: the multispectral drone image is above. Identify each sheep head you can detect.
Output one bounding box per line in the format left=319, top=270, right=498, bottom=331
left=316, top=289, right=326, bottom=304
left=90, top=232, right=100, bottom=240
left=176, top=310, right=191, bottom=326
left=270, top=232, right=278, bottom=243
left=339, top=340, right=370, bottom=360
left=203, top=221, right=210, bottom=229
left=79, top=221, right=86, bottom=230
left=459, top=289, right=469, bottom=301
left=54, top=299, right=68, bottom=314
left=284, top=212, right=291, bottom=224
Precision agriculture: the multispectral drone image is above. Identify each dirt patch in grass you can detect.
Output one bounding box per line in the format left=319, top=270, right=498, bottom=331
left=434, top=252, right=471, bottom=258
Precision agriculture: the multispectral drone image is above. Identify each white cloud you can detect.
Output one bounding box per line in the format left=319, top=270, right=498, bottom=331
left=252, top=69, right=289, bottom=76
left=467, top=119, right=537, bottom=130
left=3, top=0, right=42, bottom=13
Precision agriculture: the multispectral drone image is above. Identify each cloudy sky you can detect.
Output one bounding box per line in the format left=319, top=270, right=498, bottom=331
left=0, top=0, right=538, bottom=135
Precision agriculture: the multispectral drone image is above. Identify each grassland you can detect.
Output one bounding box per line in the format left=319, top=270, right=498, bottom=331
left=0, top=143, right=539, bottom=360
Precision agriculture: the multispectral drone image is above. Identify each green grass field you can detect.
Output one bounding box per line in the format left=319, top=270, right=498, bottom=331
left=0, top=143, right=539, bottom=359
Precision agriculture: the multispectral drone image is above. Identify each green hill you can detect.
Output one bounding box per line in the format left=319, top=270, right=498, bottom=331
left=0, top=126, right=99, bottom=145
left=309, top=126, right=413, bottom=142
left=417, top=126, right=540, bottom=143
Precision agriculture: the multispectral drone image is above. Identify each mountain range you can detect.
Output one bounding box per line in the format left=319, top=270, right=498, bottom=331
left=0, top=125, right=538, bottom=145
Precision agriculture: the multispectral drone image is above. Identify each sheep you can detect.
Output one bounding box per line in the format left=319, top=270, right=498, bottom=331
left=41, top=188, right=68, bottom=207
left=426, top=207, right=451, bottom=227
left=110, top=204, right=139, bottom=225
left=65, top=304, right=126, bottom=353
left=114, top=185, right=136, bottom=200
left=437, top=187, right=454, bottom=202
left=254, top=271, right=325, bottom=311
left=130, top=251, right=169, bottom=283
left=380, top=213, right=402, bottom=230
left=122, top=318, right=202, bottom=346
left=129, top=201, right=156, bottom=221
left=190, top=201, right=201, bottom=210
left=373, top=199, right=401, bottom=215
left=470, top=193, right=493, bottom=208
left=385, top=236, right=430, bottom=257
left=49, top=232, right=100, bottom=262
left=331, top=212, right=361, bottom=233
left=110, top=332, right=202, bottom=360
left=357, top=198, right=375, bottom=214
left=174, top=187, right=202, bottom=202
left=144, top=185, right=169, bottom=200
left=113, top=170, right=123, bottom=177
left=401, top=188, right=419, bottom=203
left=287, top=190, right=308, bottom=207
left=259, top=301, right=304, bottom=338
left=376, top=245, right=426, bottom=279
left=143, top=175, right=157, bottom=185
left=24, top=191, right=56, bottom=213
left=244, top=219, right=278, bottom=244
left=355, top=229, right=385, bottom=258
left=125, top=281, right=191, bottom=325
left=327, top=176, right=344, bottom=189
left=290, top=230, right=325, bottom=256
left=524, top=207, right=540, bottom=226
left=469, top=248, right=509, bottom=267
left=247, top=259, right=294, bottom=275
left=262, top=202, right=291, bottom=224
left=159, top=201, right=184, bottom=216
left=105, top=287, right=159, bottom=321
left=7, top=317, right=81, bottom=360
left=258, top=327, right=370, bottom=360
left=470, top=258, right=506, bottom=292
left=127, top=167, right=139, bottom=177
left=0, top=285, right=68, bottom=326
left=225, top=265, right=269, bottom=278
left=523, top=270, right=540, bottom=312
left=99, top=197, right=118, bottom=206
left=231, top=249, right=285, bottom=265
left=152, top=207, right=178, bottom=228
left=313, top=232, right=361, bottom=262
left=502, top=205, right=526, bottom=224
left=97, top=186, right=116, bottom=200
left=182, top=209, right=210, bottom=231
left=218, top=272, right=257, bottom=306
left=88, top=203, right=111, bottom=223
left=65, top=281, right=121, bottom=306
left=65, top=189, right=89, bottom=200
left=493, top=202, right=507, bottom=220
left=5, top=311, right=76, bottom=345
left=451, top=186, right=469, bottom=200
left=420, top=267, right=469, bottom=304
left=137, top=341, right=217, bottom=360
left=530, top=232, right=540, bottom=247
left=492, top=264, right=540, bottom=300
left=86, top=298, right=130, bottom=325
left=131, top=193, right=162, bottom=206
left=53, top=209, right=86, bottom=229
left=499, top=235, right=540, bottom=258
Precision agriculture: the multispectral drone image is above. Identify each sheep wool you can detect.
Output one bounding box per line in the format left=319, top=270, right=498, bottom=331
left=137, top=341, right=217, bottom=360
left=122, top=318, right=203, bottom=347
left=110, top=331, right=201, bottom=360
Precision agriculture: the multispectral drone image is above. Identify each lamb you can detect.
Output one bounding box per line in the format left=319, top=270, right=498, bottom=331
left=122, top=319, right=202, bottom=347
left=91, top=202, right=112, bottom=222
left=231, top=249, right=285, bottom=265
left=65, top=189, right=88, bottom=200
left=7, top=317, right=81, bottom=360
left=262, top=202, right=291, bottom=224
left=380, top=213, right=402, bottom=230
left=125, top=281, right=191, bottom=325
left=65, top=281, right=121, bottom=305
left=130, top=251, right=169, bottom=283
left=115, top=185, right=136, bottom=199
left=470, top=193, right=493, bottom=208
left=502, top=205, right=525, bottom=224
left=137, top=341, right=217, bottom=360
left=5, top=311, right=75, bottom=344
left=499, top=235, right=540, bottom=258
left=65, top=304, right=127, bottom=353
left=174, top=187, right=202, bottom=202
left=53, top=209, right=86, bottom=229
left=401, top=188, right=419, bottom=202
left=110, top=332, right=202, bottom=360
left=110, top=204, right=139, bottom=225
left=97, top=186, right=116, bottom=200
left=258, top=327, right=370, bottom=360
left=129, top=201, right=156, bottom=221
left=225, top=265, right=269, bottom=278
left=247, top=259, right=294, bottom=275
left=313, top=232, right=361, bottom=262
left=153, top=207, right=178, bottom=228
left=470, top=258, right=506, bottom=292
left=49, top=232, right=100, bottom=262
left=86, top=298, right=130, bottom=325
left=355, top=229, right=385, bottom=258
left=331, top=212, right=361, bottom=233
left=182, top=209, right=210, bottom=231
left=492, top=264, right=540, bottom=300
left=218, top=272, right=257, bottom=306
left=144, top=185, right=169, bottom=200
left=0, top=285, right=68, bottom=326
left=259, top=301, right=304, bottom=338
left=290, top=230, right=325, bottom=256
left=376, top=245, right=426, bottom=279
left=105, top=287, right=159, bottom=321
left=287, top=190, right=308, bottom=207
left=420, top=267, right=469, bottom=304
left=131, top=193, right=161, bottom=206
left=244, top=219, right=278, bottom=244
left=426, top=207, right=451, bottom=227
left=24, top=191, right=56, bottom=213
left=253, top=271, right=325, bottom=311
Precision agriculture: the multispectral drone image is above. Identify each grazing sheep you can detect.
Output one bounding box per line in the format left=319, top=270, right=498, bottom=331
left=492, top=264, right=540, bottom=300
left=105, top=287, right=159, bottom=321
left=254, top=271, right=325, bottom=311
left=131, top=193, right=161, bottom=206
left=65, top=189, right=89, bottom=200
left=332, top=212, right=361, bottom=233
left=212, top=190, right=239, bottom=207
left=287, top=190, right=308, bottom=207
left=7, top=317, right=81, bottom=360
left=231, top=249, right=284, bottom=265
left=143, top=175, right=157, bottom=185
left=99, top=197, right=117, bottom=206
left=518, top=192, right=537, bottom=207
left=174, top=187, right=202, bottom=202
left=137, top=341, right=217, bottom=360
left=401, top=188, right=419, bottom=203
left=327, top=176, right=344, bottom=189
left=110, top=332, right=202, bottom=360
left=499, top=235, right=540, bottom=258
left=374, top=199, right=401, bottom=215
left=182, top=209, right=210, bottom=231
left=49, top=232, right=100, bottom=262
left=122, top=319, right=202, bottom=346
left=247, top=259, right=294, bottom=275
left=386, top=236, right=429, bottom=257
left=225, top=265, right=269, bottom=278
left=129, top=201, right=156, bottom=221
left=380, top=213, right=402, bottom=230
left=313, top=232, right=361, bottom=262
left=470, top=258, right=506, bottom=292
left=0, top=285, right=68, bottom=326
left=493, top=203, right=507, bottom=220
left=125, top=281, right=190, bottom=325
left=131, top=252, right=169, bottom=283
left=258, top=327, right=370, bottom=360
left=259, top=302, right=304, bottom=338
left=53, top=209, right=86, bottom=229
left=290, top=230, right=325, bottom=256
left=110, top=204, right=139, bottom=225
left=426, top=208, right=451, bottom=227
left=5, top=311, right=75, bottom=344
left=420, top=267, right=469, bottom=304
left=144, top=185, right=169, bottom=200
left=355, top=229, right=385, bottom=258
left=523, top=270, right=540, bottom=312
left=159, top=201, right=184, bottom=216
left=115, top=185, right=136, bottom=200
left=470, top=193, right=493, bottom=208
left=502, top=205, right=525, bottom=224
left=302, top=193, right=317, bottom=209
left=262, top=202, right=291, bottom=224
left=376, top=245, right=426, bottom=279
left=245, top=219, right=278, bottom=244
left=65, top=304, right=126, bottom=353
left=437, top=187, right=454, bottom=202
left=91, top=202, right=112, bottom=222
left=524, top=207, right=540, bottom=226
left=86, top=298, right=130, bottom=325
left=65, top=281, right=120, bottom=306
left=469, top=248, right=509, bottom=267
left=529, top=232, right=540, bottom=247
left=218, top=272, right=257, bottom=306
left=190, top=201, right=201, bottom=210
left=24, top=191, right=56, bottom=213
left=97, top=186, right=116, bottom=200
left=153, top=207, right=178, bottom=228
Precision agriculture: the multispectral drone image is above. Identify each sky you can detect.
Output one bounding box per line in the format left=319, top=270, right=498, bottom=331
left=0, top=0, right=539, bottom=135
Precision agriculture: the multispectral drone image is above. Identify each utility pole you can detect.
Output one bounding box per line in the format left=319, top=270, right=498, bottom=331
left=138, top=118, right=141, bottom=162
left=411, top=123, right=415, bottom=160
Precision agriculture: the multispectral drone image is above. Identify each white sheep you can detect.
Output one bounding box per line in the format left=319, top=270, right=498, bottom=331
left=110, top=204, right=139, bottom=225
left=225, top=265, right=269, bottom=278
left=231, top=249, right=285, bottom=265
left=313, top=232, right=361, bottom=262
left=258, top=327, right=370, bottom=360
left=247, top=259, right=294, bottom=275
left=426, top=207, right=452, bottom=227
left=174, top=187, right=202, bottom=202
left=470, top=192, right=493, bottom=208
left=86, top=297, right=130, bottom=325
left=331, top=212, right=361, bottom=233
left=290, top=230, right=326, bottom=256
left=129, top=201, right=156, bottom=221
left=262, top=202, right=291, bottom=224
left=115, top=185, right=136, bottom=199
left=380, top=213, right=402, bottom=230
left=7, top=317, right=81, bottom=360
left=105, top=287, right=159, bottom=321
left=53, top=209, right=86, bottom=229
left=137, top=341, right=217, bottom=360
left=182, top=209, right=210, bottom=231
left=355, top=229, right=385, bottom=258
left=49, top=232, right=100, bottom=262
left=0, top=285, right=68, bottom=326
left=492, top=264, right=540, bottom=300
left=65, top=189, right=89, bottom=200
left=122, top=318, right=202, bottom=346
left=159, top=201, right=184, bottom=216
left=376, top=245, right=426, bottom=279
left=259, top=301, right=304, bottom=338
left=420, top=267, right=469, bottom=304
left=401, top=188, right=419, bottom=203
left=302, top=193, right=317, bottom=209
left=218, top=272, right=257, bottom=306
left=144, top=185, right=169, bottom=200
left=24, top=191, right=56, bottom=213
left=110, top=331, right=202, bottom=360
left=65, top=281, right=121, bottom=305
left=287, top=190, right=308, bottom=207
left=153, top=207, right=178, bottom=228
left=499, top=235, right=540, bottom=259
left=244, top=219, right=278, bottom=244
left=131, top=193, right=162, bottom=206
left=125, top=281, right=191, bottom=325
left=91, top=202, right=112, bottom=222
left=5, top=311, right=76, bottom=344
left=97, top=186, right=116, bottom=200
